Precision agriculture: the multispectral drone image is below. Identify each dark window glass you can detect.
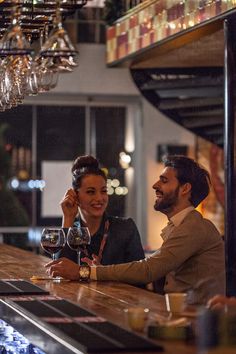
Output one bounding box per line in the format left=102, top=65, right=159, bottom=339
left=77, top=22, right=97, bottom=43
left=77, top=8, right=87, bottom=20
left=92, top=106, right=126, bottom=216
left=99, top=23, right=106, bottom=43
left=37, top=105, right=85, bottom=226
left=97, top=7, right=105, bottom=19
left=2, top=106, right=32, bottom=150
left=0, top=106, right=32, bottom=227
left=78, top=7, right=97, bottom=20
left=76, top=7, right=105, bottom=43
left=37, top=105, right=85, bottom=163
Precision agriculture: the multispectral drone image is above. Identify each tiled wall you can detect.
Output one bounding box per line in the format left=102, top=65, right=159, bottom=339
left=106, top=0, right=236, bottom=65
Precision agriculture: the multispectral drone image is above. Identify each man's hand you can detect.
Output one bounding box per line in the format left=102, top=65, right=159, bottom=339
left=45, top=257, right=80, bottom=280
left=207, top=295, right=236, bottom=309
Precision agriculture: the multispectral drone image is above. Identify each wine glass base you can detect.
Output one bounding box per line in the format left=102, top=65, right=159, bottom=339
left=52, top=276, right=64, bottom=281
left=30, top=275, right=69, bottom=282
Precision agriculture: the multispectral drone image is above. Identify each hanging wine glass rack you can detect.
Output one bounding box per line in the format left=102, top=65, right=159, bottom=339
left=0, top=0, right=87, bottom=40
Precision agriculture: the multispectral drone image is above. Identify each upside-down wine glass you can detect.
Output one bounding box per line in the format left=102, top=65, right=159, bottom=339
left=0, top=0, right=33, bottom=111
left=39, top=0, right=79, bottom=71
left=67, top=227, right=91, bottom=265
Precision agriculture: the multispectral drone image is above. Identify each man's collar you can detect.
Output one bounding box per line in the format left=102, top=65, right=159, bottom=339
left=170, top=206, right=195, bottom=227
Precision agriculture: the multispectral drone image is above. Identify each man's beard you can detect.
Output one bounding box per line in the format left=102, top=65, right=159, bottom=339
left=154, top=185, right=180, bottom=213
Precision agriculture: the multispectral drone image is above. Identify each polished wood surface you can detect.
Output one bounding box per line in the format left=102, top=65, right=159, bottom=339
left=0, top=244, right=197, bottom=354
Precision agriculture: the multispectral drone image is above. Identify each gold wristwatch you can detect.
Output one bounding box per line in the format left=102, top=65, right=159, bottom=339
left=79, top=265, right=91, bottom=281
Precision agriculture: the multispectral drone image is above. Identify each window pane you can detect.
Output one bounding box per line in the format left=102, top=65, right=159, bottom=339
left=77, top=22, right=96, bottom=43
left=37, top=105, right=86, bottom=226
left=99, top=23, right=106, bottom=43
left=0, top=106, right=32, bottom=227
left=92, top=106, right=126, bottom=216
left=77, top=8, right=87, bottom=20
left=37, top=105, right=85, bottom=162
left=78, top=7, right=97, bottom=20
left=97, top=7, right=105, bottom=19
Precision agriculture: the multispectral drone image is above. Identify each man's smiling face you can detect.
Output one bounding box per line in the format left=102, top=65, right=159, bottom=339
left=152, top=167, right=181, bottom=214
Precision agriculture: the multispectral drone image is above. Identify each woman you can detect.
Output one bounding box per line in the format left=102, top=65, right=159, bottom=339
left=59, top=155, right=144, bottom=266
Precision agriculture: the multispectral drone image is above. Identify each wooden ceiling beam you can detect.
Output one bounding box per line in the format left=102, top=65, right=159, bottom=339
left=182, top=115, right=223, bottom=128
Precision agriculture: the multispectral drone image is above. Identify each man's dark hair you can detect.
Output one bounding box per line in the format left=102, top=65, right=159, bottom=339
left=163, top=155, right=211, bottom=207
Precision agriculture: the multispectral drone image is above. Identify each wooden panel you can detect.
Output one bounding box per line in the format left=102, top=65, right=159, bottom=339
left=131, top=28, right=224, bottom=69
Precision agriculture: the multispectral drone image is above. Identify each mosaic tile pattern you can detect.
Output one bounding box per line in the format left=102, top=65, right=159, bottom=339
left=106, top=0, right=236, bottom=65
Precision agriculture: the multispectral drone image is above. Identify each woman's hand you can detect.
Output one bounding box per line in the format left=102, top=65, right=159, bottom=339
left=81, top=254, right=101, bottom=266
left=45, top=257, right=80, bottom=280
left=60, top=188, right=79, bottom=226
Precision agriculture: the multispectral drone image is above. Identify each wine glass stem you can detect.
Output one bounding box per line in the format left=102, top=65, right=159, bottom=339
left=52, top=253, right=56, bottom=261
left=77, top=250, right=81, bottom=266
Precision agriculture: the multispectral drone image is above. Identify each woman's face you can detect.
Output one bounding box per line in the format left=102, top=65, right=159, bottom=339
left=76, top=174, right=108, bottom=219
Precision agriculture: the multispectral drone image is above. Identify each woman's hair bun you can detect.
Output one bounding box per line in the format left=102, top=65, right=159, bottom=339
left=72, top=155, right=99, bottom=173
left=71, top=155, right=106, bottom=189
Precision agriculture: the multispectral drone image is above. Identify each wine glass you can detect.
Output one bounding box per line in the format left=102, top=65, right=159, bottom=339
left=39, top=0, right=78, bottom=65
left=67, top=227, right=91, bottom=265
left=41, top=228, right=66, bottom=261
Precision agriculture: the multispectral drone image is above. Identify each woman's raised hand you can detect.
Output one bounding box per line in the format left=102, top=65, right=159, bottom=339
left=60, top=188, right=79, bottom=226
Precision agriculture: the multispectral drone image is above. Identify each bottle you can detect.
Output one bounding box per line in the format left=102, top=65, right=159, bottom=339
left=197, top=306, right=236, bottom=354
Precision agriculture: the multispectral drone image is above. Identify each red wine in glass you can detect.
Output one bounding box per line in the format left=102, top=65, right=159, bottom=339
left=67, top=227, right=91, bottom=265
left=43, top=245, right=64, bottom=255
left=41, top=228, right=66, bottom=261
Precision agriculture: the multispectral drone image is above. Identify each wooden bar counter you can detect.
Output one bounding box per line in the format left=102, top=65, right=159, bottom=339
left=0, top=244, right=197, bottom=354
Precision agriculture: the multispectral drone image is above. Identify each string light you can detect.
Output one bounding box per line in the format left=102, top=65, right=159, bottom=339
left=119, top=151, right=132, bottom=169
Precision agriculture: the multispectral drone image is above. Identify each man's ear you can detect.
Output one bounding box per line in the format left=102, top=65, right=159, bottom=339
left=181, top=182, right=192, bottom=196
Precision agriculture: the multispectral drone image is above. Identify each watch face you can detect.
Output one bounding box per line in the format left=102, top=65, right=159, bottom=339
left=79, top=265, right=90, bottom=281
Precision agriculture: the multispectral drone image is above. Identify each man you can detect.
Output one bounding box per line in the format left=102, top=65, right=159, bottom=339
left=46, top=155, right=225, bottom=304
left=208, top=295, right=236, bottom=309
